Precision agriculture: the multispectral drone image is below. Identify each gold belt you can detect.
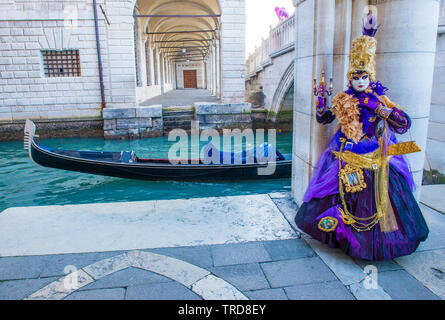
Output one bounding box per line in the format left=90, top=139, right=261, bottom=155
left=332, top=150, right=380, bottom=170
left=332, top=139, right=420, bottom=233
left=332, top=141, right=421, bottom=170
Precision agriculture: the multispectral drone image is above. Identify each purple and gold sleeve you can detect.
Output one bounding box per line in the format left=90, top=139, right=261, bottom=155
left=387, top=108, right=412, bottom=134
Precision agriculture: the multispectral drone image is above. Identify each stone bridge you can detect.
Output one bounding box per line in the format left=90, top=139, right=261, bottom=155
left=245, top=14, right=295, bottom=125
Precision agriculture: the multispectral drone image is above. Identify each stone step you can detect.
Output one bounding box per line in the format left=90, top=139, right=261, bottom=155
left=163, top=115, right=195, bottom=121
left=163, top=111, right=195, bottom=117
left=163, top=106, right=194, bottom=112
left=163, top=120, right=194, bottom=128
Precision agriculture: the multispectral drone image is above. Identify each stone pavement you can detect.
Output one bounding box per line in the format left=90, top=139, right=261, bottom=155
left=140, top=89, right=220, bottom=107
left=0, top=190, right=444, bottom=300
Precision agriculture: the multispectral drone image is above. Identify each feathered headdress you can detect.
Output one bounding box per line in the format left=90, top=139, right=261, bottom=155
left=347, top=13, right=380, bottom=82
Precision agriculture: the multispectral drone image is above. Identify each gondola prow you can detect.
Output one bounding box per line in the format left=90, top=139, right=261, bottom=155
left=24, top=119, right=38, bottom=155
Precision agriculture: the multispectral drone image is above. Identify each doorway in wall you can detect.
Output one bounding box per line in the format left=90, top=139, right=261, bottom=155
left=183, top=70, right=197, bottom=88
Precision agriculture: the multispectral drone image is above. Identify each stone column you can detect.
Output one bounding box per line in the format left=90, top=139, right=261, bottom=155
left=216, top=39, right=221, bottom=99
left=426, top=1, right=445, bottom=174
left=220, top=0, right=246, bottom=103
left=209, top=48, right=214, bottom=93
left=373, top=0, right=440, bottom=198
left=331, top=0, right=352, bottom=138
left=105, top=0, right=138, bottom=108
left=351, top=0, right=369, bottom=39
left=291, top=0, right=336, bottom=205
left=213, top=42, right=218, bottom=95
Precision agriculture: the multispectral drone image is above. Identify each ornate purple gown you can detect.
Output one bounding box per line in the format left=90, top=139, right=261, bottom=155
left=295, top=83, right=429, bottom=261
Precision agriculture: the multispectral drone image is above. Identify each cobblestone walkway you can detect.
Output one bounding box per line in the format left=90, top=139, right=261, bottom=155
left=0, top=191, right=444, bottom=300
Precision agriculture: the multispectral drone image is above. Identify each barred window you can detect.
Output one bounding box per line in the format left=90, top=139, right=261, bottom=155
left=41, top=50, right=81, bottom=77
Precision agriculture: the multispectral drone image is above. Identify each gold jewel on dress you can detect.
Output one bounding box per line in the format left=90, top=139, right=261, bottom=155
left=339, top=164, right=367, bottom=193
left=318, top=216, right=339, bottom=232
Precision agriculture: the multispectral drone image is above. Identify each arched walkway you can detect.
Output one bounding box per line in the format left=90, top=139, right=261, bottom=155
left=132, top=0, right=222, bottom=103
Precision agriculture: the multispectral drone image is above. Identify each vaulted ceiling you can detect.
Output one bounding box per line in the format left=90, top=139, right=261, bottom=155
left=135, top=0, right=221, bottom=62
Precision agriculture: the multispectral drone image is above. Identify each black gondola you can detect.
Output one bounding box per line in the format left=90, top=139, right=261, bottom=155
left=24, top=119, right=292, bottom=181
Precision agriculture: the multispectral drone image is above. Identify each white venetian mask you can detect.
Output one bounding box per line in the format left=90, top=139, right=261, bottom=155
left=351, top=73, right=370, bottom=92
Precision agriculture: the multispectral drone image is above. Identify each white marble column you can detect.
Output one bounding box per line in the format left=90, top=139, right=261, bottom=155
left=426, top=1, right=445, bottom=174
left=373, top=0, right=441, bottom=198
left=351, top=0, right=369, bottom=39
left=220, top=0, right=246, bottom=103
left=216, top=39, right=221, bottom=99
left=291, top=0, right=336, bottom=205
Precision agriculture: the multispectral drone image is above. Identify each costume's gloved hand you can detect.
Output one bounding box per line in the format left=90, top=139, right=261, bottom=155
left=359, top=98, right=393, bottom=119
left=358, top=98, right=379, bottom=112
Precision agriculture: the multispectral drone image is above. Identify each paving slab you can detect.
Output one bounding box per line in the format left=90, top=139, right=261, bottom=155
left=263, top=239, right=315, bottom=261
left=129, top=251, right=210, bottom=288
left=260, top=257, right=337, bottom=288
left=304, top=237, right=397, bottom=300
left=0, top=195, right=297, bottom=257
left=244, top=288, right=288, bottom=300
left=420, top=185, right=445, bottom=214
left=395, top=249, right=445, bottom=299
left=268, top=192, right=291, bottom=199
left=305, top=238, right=367, bottom=286
left=211, top=242, right=271, bottom=266
left=0, top=277, right=59, bottom=300
left=26, top=269, right=95, bottom=300
left=148, top=246, right=213, bottom=269
left=347, top=280, right=391, bottom=300
left=64, top=288, right=126, bottom=300
left=79, top=267, right=172, bottom=291
left=140, top=89, right=220, bottom=107
left=82, top=252, right=134, bottom=280
left=352, top=258, right=403, bottom=273
left=0, top=255, right=50, bottom=281
left=377, top=270, right=440, bottom=300
left=191, top=274, right=249, bottom=300
left=418, top=204, right=445, bottom=252
left=284, top=281, right=355, bottom=300
left=269, top=194, right=301, bottom=232
left=210, top=263, right=270, bottom=292
left=125, top=282, right=202, bottom=300
left=39, top=251, right=123, bottom=278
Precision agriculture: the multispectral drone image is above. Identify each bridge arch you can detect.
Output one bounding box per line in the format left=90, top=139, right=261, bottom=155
left=269, top=59, right=294, bottom=121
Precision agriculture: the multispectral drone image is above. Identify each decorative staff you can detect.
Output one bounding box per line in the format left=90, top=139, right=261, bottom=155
left=313, top=71, right=334, bottom=124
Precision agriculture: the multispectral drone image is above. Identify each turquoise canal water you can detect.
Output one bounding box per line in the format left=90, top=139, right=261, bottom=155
left=0, top=132, right=293, bottom=212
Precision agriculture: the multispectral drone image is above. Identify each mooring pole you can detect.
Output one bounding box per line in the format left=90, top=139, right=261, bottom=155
left=93, top=0, right=106, bottom=112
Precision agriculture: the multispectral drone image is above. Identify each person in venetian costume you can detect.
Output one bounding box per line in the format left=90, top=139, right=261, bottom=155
left=294, top=14, right=429, bottom=261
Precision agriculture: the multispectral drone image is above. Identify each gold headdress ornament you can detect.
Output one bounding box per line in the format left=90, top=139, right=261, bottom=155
left=347, top=13, right=380, bottom=82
